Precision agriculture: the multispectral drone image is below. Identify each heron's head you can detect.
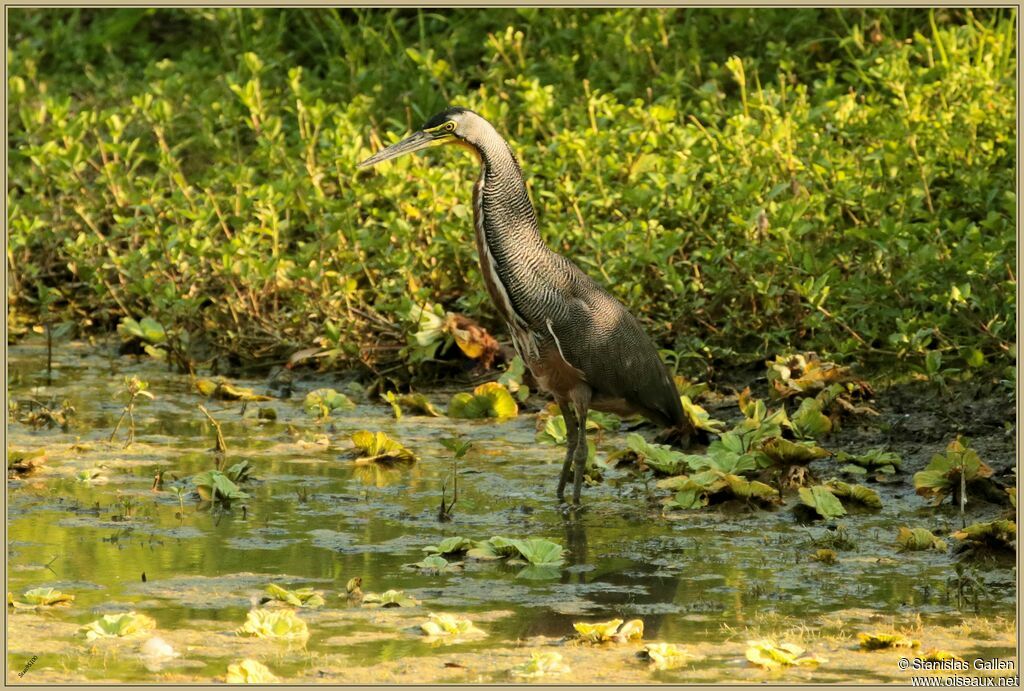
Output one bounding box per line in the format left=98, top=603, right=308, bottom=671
left=357, top=106, right=484, bottom=169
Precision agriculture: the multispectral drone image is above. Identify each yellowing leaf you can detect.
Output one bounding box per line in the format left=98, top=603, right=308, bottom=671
left=510, top=651, right=570, bottom=678
left=825, top=480, right=883, bottom=509
left=235, top=609, right=309, bottom=641
left=798, top=485, right=847, bottom=519
left=349, top=430, right=417, bottom=464
left=951, top=520, right=1016, bottom=551
left=640, top=642, right=698, bottom=670
left=362, top=589, right=419, bottom=607
left=22, top=587, right=74, bottom=606
left=745, top=639, right=824, bottom=669
left=759, top=437, right=830, bottom=465
left=304, top=388, right=356, bottom=417
left=896, top=527, right=947, bottom=552
left=573, top=618, right=644, bottom=643
left=447, top=382, right=518, bottom=419
left=226, top=659, right=280, bottom=683
left=264, top=584, right=324, bottom=608
left=80, top=612, right=156, bottom=640
left=419, top=612, right=485, bottom=639
left=680, top=395, right=725, bottom=433
left=913, top=437, right=994, bottom=506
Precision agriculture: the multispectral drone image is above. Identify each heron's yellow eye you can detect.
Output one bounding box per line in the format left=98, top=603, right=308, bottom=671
left=444, top=121, right=456, bottom=132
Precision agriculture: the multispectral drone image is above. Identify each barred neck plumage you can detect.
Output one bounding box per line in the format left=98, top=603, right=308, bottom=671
left=465, top=121, right=554, bottom=328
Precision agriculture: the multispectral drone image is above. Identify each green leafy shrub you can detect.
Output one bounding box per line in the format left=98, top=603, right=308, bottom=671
left=7, top=8, right=1015, bottom=379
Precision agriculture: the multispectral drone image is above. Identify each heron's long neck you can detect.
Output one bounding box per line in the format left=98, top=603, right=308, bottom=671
left=471, top=131, right=551, bottom=326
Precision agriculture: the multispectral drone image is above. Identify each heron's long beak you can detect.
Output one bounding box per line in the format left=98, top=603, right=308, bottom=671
left=357, top=130, right=439, bottom=169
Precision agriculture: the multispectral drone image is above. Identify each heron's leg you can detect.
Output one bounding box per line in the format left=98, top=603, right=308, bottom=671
left=556, top=401, right=579, bottom=500
left=571, top=403, right=589, bottom=505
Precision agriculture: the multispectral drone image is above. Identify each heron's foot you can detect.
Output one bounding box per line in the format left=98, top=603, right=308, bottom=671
left=557, top=499, right=587, bottom=515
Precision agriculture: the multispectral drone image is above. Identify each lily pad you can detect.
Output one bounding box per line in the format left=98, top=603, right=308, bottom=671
left=759, top=437, right=830, bottom=466
left=745, top=639, right=824, bottom=669
left=626, top=433, right=689, bottom=475
left=447, top=381, right=518, bottom=419
left=22, top=587, right=75, bottom=606
left=574, top=618, right=644, bottom=643
left=423, top=536, right=474, bottom=556
left=896, top=527, right=947, bottom=552
left=825, top=480, right=883, bottom=509
left=662, top=470, right=778, bottom=510
left=195, top=379, right=274, bottom=402
left=510, top=651, right=570, bottom=678
left=797, top=485, right=847, bottom=519
left=509, top=538, right=565, bottom=567
left=680, top=395, right=725, bottom=433
left=639, top=642, right=697, bottom=670
left=790, top=397, right=832, bottom=440
left=192, top=470, right=249, bottom=504
left=951, top=520, right=1016, bottom=552
left=914, top=437, right=994, bottom=506
left=349, top=430, right=417, bottom=464
left=235, top=608, right=309, bottom=641
left=264, top=584, right=324, bottom=608
left=383, top=391, right=442, bottom=420
left=858, top=632, right=920, bottom=650
left=362, top=589, right=419, bottom=608
left=835, top=448, right=901, bottom=475
left=80, top=612, right=156, bottom=640
left=226, top=658, right=280, bottom=684
left=304, top=388, right=356, bottom=417
left=410, top=555, right=462, bottom=573
left=419, top=612, right=485, bottom=639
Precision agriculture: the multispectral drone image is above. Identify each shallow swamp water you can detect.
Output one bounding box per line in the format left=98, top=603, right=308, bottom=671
left=6, top=340, right=1017, bottom=683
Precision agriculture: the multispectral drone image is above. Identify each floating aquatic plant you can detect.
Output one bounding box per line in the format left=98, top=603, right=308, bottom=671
left=914, top=438, right=993, bottom=506
left=660, top=470, right=778, bottom=510
left=195, top=378, right=273, bottom=402
left=639, top=642, right=698, bottom=670
left=382, top=391, right=442, bottom=420
left=304, top=388, right=355, bottom=417
left=745, top=639, right=824, bottom=669
left=192, top=470, right=249, bottom=504
left=80, top=612, right=157, bottom=640
left=510, top=651, right=570, bottom=678
left=409, top=555, right=462, bottom=573
left=22, top=587, right=75, bottom=606
left=824, top=480, right=883, bottom=509
left=419, top=612, right=485, bottom=639
left=447, top=381, right=518, bottom=419
left=235, top=608, right=309, bottom=641
left=362, top=589, right=419, bottom=608
left=836, top=448, right=901, bottom=476
left=264, top=584, right=324, bottom=609
left=896, top=527, right=948, bottom=552
left=951, top=520, right=1016, bottom=552
left=349, top=430, right=417, bottom=464
left=797, top=485, right=847, bottom=519
left=573, top=618, right=644, bottom=643
left=226, top=658, right=280, bottom=683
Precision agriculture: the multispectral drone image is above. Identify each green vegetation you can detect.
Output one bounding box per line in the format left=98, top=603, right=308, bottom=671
left=7, top=8, right=1015, bottom=380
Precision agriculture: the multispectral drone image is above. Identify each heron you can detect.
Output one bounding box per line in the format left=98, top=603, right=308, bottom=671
left=358, top=106, right=691, bottom=504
